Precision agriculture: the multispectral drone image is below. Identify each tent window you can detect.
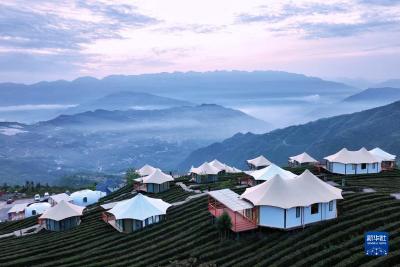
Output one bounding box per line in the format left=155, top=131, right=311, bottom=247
left=372, top=163, right=376, bottom=169
left=83, top=197, right=88, bottom=203
left=32, top=210, right=37, bottom=216
left=329, top=201, right=333, bottom=211
left=361, top=163, right=367, bottom=170
left=311, top=203, right=319, bottom=214
left=352, top=164, right=356, bottom=170
left=296, top=207, right=300, bottom=218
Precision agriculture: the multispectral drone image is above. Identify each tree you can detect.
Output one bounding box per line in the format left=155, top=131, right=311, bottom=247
left=125, top=168, right=139, bottom=185
left=216, top=211, right=232, bottom=240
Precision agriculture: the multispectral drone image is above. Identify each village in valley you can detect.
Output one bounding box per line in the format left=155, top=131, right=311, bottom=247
left=0, top=146, right=398, bottom=266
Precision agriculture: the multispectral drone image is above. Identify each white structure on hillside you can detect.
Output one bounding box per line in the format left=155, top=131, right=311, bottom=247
left=289, top=152, right=318, bottom=167
left=70, top=189, right=106, bottom=207
left=369, top=147, right=397, bottom=170
left=49, top=193, right=72, bottom=207
left=134, top=168, right=174, bottom=193
left=8, top=203, right=29, bottom=221
left=102, top=194, right=171, bottom=233
left=210, top=159, right=242, bottom=174
left=240, top=170, right=343, bottom=229
left=324, top=147, right=381, bottom=175
left=190, top=162, right=222, bottom=183
left=247, top=155, right=272, bottom=170
left=25, top=202, right=51, bottom=218
left=247, top=164, right=297, bottom=183
left=136, top=164, right=157, bottom=176
left=39, top=200, right=85, bottom=231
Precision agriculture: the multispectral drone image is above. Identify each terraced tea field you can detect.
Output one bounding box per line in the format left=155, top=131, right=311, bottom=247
left=0, top=172, right=399, bottom=266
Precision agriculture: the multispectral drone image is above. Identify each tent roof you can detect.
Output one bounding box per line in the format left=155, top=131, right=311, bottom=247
left=39, top=200, right=84, bottom=221
left=210, top=159, right=242, bottom=174
left=49, top=193, right=71, bottom=203
left=369, top=147, right=396, bottom=161
left=241, top=170, right=343, bottom=209
left=137, top=169, right=174, bottom=184
left=8, top=203, right=29, bottom=213
left=324, top=147, right=381, bottom=164
left=208, top=189, right=253, bottom=212
left=136, top=164, right=157, bottom=176
left=70, top=189, right=106, bottom=199
left=247, top=155, right=272, bottom=167
left=247, top=164, right=297, bottom=181
left=108, top=193, right=171, bottom=221
left=289, top=152, right=318, bottom=164
left=190, top=162, right=221, bottom=175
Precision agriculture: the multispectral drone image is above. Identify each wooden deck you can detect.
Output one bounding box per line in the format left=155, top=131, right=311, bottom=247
left=208, top=205, right=257, bottom=233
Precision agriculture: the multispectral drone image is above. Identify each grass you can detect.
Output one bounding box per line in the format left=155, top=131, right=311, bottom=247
left=0, top=170, right=399, bottom=266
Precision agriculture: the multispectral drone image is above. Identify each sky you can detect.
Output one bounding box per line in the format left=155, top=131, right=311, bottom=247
left=0, top=0, right=399, bottom=83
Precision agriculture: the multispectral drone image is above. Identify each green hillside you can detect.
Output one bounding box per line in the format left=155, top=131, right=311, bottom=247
left=0, top=171, right=400, bottom=266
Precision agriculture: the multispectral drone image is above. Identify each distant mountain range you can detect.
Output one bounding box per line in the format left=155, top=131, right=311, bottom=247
left=374, top=79, right=400, bottom=88
left=65, top=91, right=194, bottom=114
left=179, top=100, right=400, bottom=170
left=0, top=104, right=268, bottom=184
left=343, top=87, right=400, bottom=103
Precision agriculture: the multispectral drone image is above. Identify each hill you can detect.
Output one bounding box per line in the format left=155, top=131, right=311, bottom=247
left=374, top=79, right=400, bottom=88
left=0, top=170, right=399, bottom=266
left=179, top=101, right=400, bottom=170
left=343, top=87, right=400, bottom=103
left=0, top=104, right=268, bottom=184
left=65, top=91, right=194, bottom=114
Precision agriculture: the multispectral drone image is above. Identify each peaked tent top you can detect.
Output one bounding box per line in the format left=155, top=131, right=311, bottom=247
left=241, top=170, right=343, bottom=209
left=289, top=152, right=318, bottom=164
left=190, top=162, right=221, bottom=175
left=247, top=155, right=272, bottom=167
left=247, top=163, right=297, bottom=181
left=136, top=164, right=157, bottom=176
left=136, top=168, right=174, bottom=184
left=49, top=193, right=72, bottom=203
left=324, top=147, right=381, bottom=164
left=39, top=200, right=84, bottom=221
left=8, top=203, right=29, bottom=213
left=210, top=159, right=242, bottom=174
left=108, top=193, right=171, bottom=221
left=369, top=147, right=396, bottom=161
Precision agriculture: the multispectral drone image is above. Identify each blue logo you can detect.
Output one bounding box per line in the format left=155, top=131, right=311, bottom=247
left=365, top=232, right=389, bottom=256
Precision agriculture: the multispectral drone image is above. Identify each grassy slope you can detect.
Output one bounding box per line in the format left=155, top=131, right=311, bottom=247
left=0, top=172, right=399, bottom=266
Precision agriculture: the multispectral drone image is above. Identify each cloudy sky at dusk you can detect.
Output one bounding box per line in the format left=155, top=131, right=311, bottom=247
left=1, top=0, right=399, bottom=83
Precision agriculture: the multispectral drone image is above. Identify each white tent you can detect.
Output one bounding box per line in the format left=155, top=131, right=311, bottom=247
left=135, top=169, right=174, bottom=184
left=8, top=203, right=29, bottom=214
left=289, top=152, right=318, bottom=165
left=247, top=164, right=297, bottom=181
left=241, top=169, right=343, bottom=209
left=136, top=164, right=157, bottom=176
left=70, top=189, right=106, bottom=207
left=369, top=147, right=396, bottom=161
left=324, top=147, right=380, bottom=164
left=247, top=155, right=272, bottom=169
left=210, top=159, right=242, bottom=174
left=40, top=200, right=84, bottom=221
left=108, top=193, right=171, bottom=221
left=49, top=193, right=72, bottom=206
left=25, top=202, right=51, bottom=217
left=190, top=162, right=221, bottom=175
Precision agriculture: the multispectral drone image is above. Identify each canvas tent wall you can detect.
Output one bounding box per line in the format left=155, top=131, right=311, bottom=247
left=369, top=147, right=397, bottom=170
left=106, top=194, right=171, bottom=233
left=39, top=200, right=84, bottom=231
left=134, top=169, right=174, bottom=193
left=324, top=147, right=381, bottom=175
left=25, top=202, right=51, bottom=218
left=70, top=189, right=106, bottom=207
left=190, top=162, right=221, bottom=183
left=246, top=155, right=272, bottom=170
left=289, top=152, right=318, bottom=167
left=240, top=170, right=343, bottom=230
